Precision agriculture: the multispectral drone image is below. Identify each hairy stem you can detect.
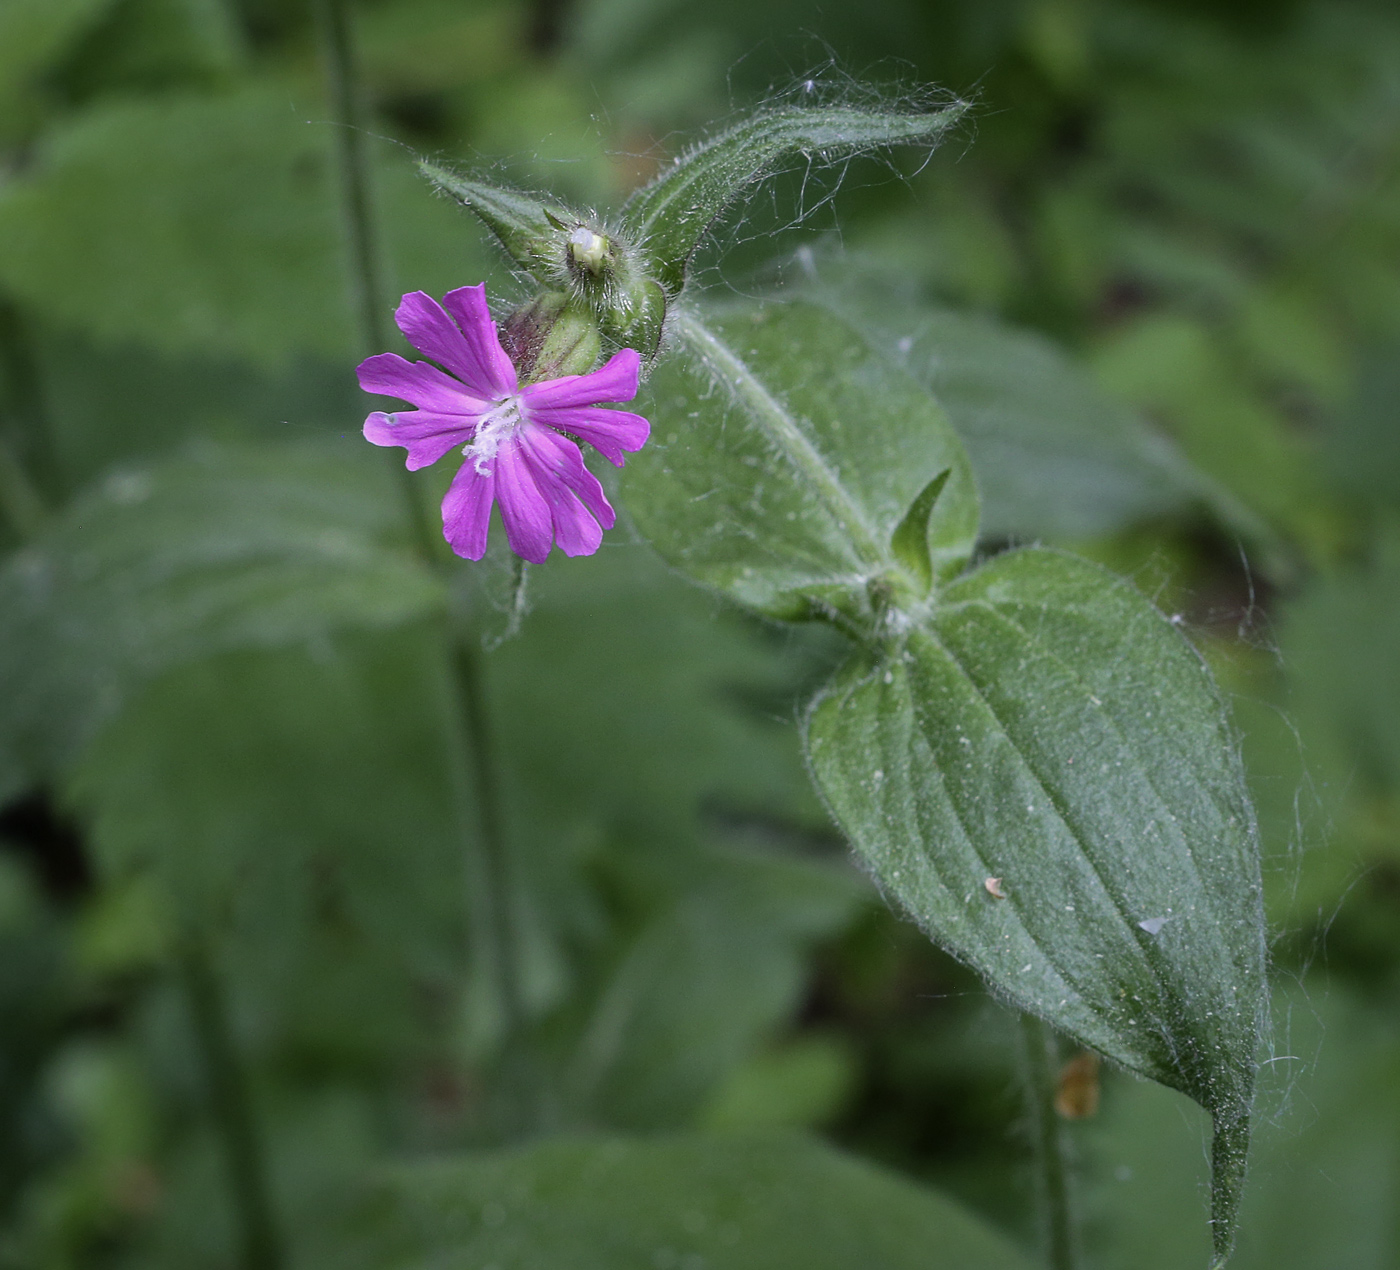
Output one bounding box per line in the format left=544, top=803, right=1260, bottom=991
left=1019, top=1013, right=1080, bottom=1270
left=180, top=937, right=284, bottom=1270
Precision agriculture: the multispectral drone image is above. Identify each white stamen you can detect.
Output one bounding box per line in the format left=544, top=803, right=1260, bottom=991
left=464, top=396, right=524, bottom=475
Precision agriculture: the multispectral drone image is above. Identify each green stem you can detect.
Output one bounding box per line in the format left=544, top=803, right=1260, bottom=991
left=313, top=0, right=388, bottom=354
left=453, top=641, right=527, bottom=1043
left=0, top=294, right=54, bottom=534
left=314, top=0, right=535, bottom=1129
left=1018, top=1013, right=1080, bottom=1270
left=179, top=937, right=284, bottom=1270
left=312, top=0, right=438, bottom=564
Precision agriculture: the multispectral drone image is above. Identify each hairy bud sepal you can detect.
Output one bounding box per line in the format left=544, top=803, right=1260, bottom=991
left=502, top=292, right=602, bottom=382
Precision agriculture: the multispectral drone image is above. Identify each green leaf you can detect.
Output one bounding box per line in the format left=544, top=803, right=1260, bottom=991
left=621, top=101, right=969, bottom=294
left=888, top=469, right=950, bottom=592
left=626, top=298, right=978, bottom=628
left=804, top=548, right=1266, bottom=1263
left=0, top=88, right=493, bottom=365
left=336, top=1132, right=1033, bottom=1270
left=0, top=440, right=441, bottom=804
left=418, top=160, right=569, bottom=282
left=789, top=261, right=1213, bottom=540
left=0, top=0, right=113, bottom=139
left=558, top=849, right=861, bottom=1129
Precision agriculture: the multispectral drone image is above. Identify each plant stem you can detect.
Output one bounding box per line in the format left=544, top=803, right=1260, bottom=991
left=452, top=641, right=526, bottom=1041
left=314, top=0, right=535, bottom=1129
left=0, top=294, right=54, bottom=535
left=312, top=0, right=438, bottom=564
left=180, top=937, right=284, bottom=1270
left=1018, top=1013, right=1080, bottom=1270
left=313, top=0, right=388, bottom=354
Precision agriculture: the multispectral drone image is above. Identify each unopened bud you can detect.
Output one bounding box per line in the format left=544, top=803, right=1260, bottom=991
left=567, top=226, right=611, bottom=277
left=601, top=277, right=667, bottom=360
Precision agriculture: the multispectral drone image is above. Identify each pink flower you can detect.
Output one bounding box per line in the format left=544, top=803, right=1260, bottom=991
left=358, top=286, right=649, bottom=562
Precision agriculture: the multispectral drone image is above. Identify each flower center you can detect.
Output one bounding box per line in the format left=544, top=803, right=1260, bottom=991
left=465, top=396, right=524, bottom=475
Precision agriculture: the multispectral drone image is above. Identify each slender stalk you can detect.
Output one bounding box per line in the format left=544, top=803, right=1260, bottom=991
left=312, top=0, right=439, bottom=565
left=0, top=294, right=54, bottom=532
left=1019, top=1013, right=1080, bottom=1270
left=313, top=0, right=388, bottom=354
left=180, top=937, right=284, bottom=1270
left=313, top=0, right=535, bottom=1128
left=452, top=641, right=526, bottom=1043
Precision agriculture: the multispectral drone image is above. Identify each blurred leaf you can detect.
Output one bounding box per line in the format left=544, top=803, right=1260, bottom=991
left=699, top=1035, right=857, bottom=1131
left=1279, top=531, right=1400, bottom=795
left=1323, top=344, right=1400, bottom=512
left=626, top=298, right=978, bottom=626
left=338, top=1132, right=1034, bottom=1270
left=0, top=855, right=69, bottom=1216
left=0, top=0, right=113, bottom=139
left=1091, top=316, right=1325, bottom=557
left=487, top=543, right=830, bottom=848
left=805, top=548, right=1267, bottom=1261
left=0, top=87, right=492, bottom=366
left=621, top=100, right=970, bottom=294
left=559, top=848, right=861, bottom=1129
left=1083, top=981, right=1400, bottom=1270
left=0, top=440, right=440, bottom=804
left=787, top=258, right=1217, bottom=541
left=52, top=0, right=245, bottom=99
left=65, top=624, right=466, bottom=1071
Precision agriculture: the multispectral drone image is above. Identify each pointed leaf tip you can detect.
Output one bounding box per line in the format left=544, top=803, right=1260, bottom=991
left=889, top=468, right=951, bottom=593
left=805, top=548, right=1266, bottom=1258
left=622, top=100, right=969, bottom=293
left=418, top=160, right=566, bottom=280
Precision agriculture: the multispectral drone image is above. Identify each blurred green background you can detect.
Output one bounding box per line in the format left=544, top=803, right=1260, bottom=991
left=1, top=0, right=1398, bottom=1266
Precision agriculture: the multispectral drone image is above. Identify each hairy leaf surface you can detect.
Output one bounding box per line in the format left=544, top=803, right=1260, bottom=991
left=621, top=102, right=968, bottom=293
left=626, top=299, right=978, bottom=626
left=805, top=547, right=1266, bottom=1262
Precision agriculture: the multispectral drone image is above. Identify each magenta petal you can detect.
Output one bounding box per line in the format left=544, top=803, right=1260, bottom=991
left=440, top=461, right=496, bottom=560
left=521, top=444, right=603, bottom=557
left=394, top=291, right=517, bottom=400
left=520, top=347, right=641, bottom=410
left=441, top=286, right=520, bottom=395
left=492, top=441, right=555, bottom=563
left=356, top=352, right=486, bottom=414
left=519, top=425, right=615, bottom=533
left=363, top=410, right=476, bottom=472
left=526, top=404, right=650, bottom=466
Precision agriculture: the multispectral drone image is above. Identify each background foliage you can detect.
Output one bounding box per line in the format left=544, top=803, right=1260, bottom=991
left=1, top=0, right=1398, bottom=1266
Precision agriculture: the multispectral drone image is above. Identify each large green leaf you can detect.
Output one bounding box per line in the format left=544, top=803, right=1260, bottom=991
left=335, top=1133, right=1032, bottom=1270
left=0, top=87, right=491, bottom=365
left=805, top=547, right=1266, bottom=1263
left=0, top=440, right=441, bottom=804
left=625, top=298, right=978, bottom=628
left=557, top=849, right=861, bottom=1129
left=620, top=101, right=968, bottom=293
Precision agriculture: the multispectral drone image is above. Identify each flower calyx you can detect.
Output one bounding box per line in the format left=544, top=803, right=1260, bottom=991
left=502, top=291, right=602, bottom=382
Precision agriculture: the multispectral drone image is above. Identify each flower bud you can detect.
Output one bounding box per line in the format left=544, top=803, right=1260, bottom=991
left=502, top=291, right=602, bottom=382
left=600, top=276, right=667, bottom=360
